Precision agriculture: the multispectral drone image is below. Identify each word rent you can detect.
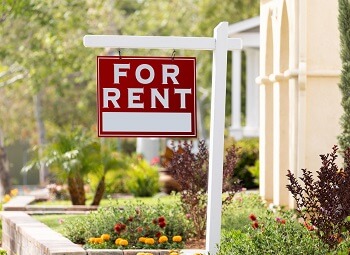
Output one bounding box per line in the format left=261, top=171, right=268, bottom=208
left=103, top=63, right=191, bottom=109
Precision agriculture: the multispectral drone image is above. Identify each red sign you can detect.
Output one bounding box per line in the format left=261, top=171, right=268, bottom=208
left=97, top=56, right=197, bottom=137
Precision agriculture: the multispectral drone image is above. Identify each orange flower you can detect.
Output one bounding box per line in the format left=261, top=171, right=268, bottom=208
left=172, top=236, right=182, bottom=242
left=158, top=235, right=168, bottom=244
left=138, top=237, right=146, bottom=243
left=95, top=237, right=103, bottom=244
left=101, top=234, right=110, bottom=241
left=115, top=238, right=123, bottom=245
left=145, top=238, right=155, bottom=245
left=119, top=239, right=128, bottom=246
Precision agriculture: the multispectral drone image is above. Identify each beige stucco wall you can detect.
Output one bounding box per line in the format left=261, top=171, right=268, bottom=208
left=259, top=0, right=342, bottom=207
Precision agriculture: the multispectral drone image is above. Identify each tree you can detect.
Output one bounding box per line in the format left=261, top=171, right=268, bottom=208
left=23, top=128, right=122, bottom=205
left=338, top=0, right=350, bottom=151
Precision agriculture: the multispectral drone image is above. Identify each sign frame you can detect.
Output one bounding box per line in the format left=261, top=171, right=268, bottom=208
left=96, top=56, right=197, bottom=137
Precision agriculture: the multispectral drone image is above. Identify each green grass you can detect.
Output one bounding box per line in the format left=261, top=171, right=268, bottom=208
left=34, top=194, right=179, bottom=207
left=32, top=214, right=83, bottom=235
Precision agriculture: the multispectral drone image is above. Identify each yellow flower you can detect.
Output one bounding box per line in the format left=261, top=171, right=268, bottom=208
left=115, top=238, right=123, bottom=245
left=138, top=237, right=146, bottom=243
left=95, top=237, right=103, bottom=244
left=119, top=239, right=128, bottom=246
left=88, top=237, right=95, bottom=243
left=101, top=234, right=110, bottom=241
left=145, top=237, right=155, bottom=245
left=158, top=235, right=168, bottom=244
left=172, top=235, right=182, bottom=242
left=169, top=252, right=180, bottom=255
left=2, top=194, right=11, bottom=203
left=10, top=189, right=18, bottom=197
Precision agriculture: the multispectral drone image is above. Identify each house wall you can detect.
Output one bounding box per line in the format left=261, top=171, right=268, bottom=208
left=259, top=0, right=342, bottom=207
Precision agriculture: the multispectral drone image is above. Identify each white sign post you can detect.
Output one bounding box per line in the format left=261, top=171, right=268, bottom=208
left=84, top=22, right=242, bottom=255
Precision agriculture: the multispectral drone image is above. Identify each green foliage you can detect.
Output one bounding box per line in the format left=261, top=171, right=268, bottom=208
left=338, top=0, right=350, bottom=151
left=226, top=138, right=259, bottom=189
left=0, top=249, right=6, bottom=255
left=62, top=199, right=190, bottom=249
left=221, top=193, right=267, bottom=233
left=126, top=158, right=160, bottom=197
left=218, top=211, right=331, bottom=255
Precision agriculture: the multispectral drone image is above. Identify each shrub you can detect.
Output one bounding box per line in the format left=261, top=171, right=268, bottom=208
left=232, top=138, right=259, bottom=189
left=218, top=211, right=331, bottom=255
left=287, top=145, right=350, bottom=249
left=166, top=140, right=241, bottom=238
left=126, top=158, right=160, bottom=197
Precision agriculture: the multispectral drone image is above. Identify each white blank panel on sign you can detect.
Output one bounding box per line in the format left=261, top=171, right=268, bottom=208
left=102, top=112, right=192, bottom=132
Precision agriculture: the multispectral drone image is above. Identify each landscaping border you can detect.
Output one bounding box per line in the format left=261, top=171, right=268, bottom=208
left=1, top=196, right=206, bottom=255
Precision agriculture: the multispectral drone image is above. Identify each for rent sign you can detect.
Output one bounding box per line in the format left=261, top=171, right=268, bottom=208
left=97, top=56, right=196, bottom=137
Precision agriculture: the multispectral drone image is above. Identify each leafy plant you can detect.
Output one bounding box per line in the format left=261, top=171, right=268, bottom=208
left=218, top=211, right=331, bottom=255
left=166, top=140, right=241, bottom=238
left=287, top=145, right=350, bottom=248
left=231, top=138, right=259, bottom=189
left=126, top=158, right=160, bottom=197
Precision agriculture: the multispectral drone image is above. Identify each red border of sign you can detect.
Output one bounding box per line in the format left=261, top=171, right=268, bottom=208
left=96, top=56, right=197, bottom=137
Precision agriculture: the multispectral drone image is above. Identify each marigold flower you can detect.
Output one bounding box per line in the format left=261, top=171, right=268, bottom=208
left=88, top=237, right=95, bottom=243
left=252, top=221, right=259, bottom=229
left=138, top=237, right=146, bottom=243
left=119, top=239, right=128, bottom=246
left=10, top=189, right=18, bottom=197
left=115, top=238, right=123, bottom=245
left=280, top=219, right=286, bottom=224
left=101, top=234, right=110, bottom=241
left=172, top=236, right=182, bottom=242
left=158, top=216, right=165, bottom=223
left=158, top=235, right=168, bottom=243
left=145, top=238, right=155, bottom=245
left=95, top=237, right=103, bottom=244
left=249, top=213, right=257, bottom=221
left=137, top=226, right=143, bottom=233
left=3, top=194, right=11, bottom=203
left=169, top=252, right=180, bottom=255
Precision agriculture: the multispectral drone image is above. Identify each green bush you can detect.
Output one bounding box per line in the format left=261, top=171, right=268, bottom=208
left=219, top=211, right=331, bottom=255
left=126, top=159, right=160, bottom=197
left=225, top=137, right=259, bottom=189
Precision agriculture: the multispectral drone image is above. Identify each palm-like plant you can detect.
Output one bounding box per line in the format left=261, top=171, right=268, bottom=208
left=23, top=128, right=122, bottom=205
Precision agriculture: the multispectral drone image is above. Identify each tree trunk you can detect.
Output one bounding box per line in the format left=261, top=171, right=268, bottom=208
left=67, top=174, right=86, bottom=205
left=0, top=146, right=12, bottom=196
left=91, top=175, right=105, bottom=206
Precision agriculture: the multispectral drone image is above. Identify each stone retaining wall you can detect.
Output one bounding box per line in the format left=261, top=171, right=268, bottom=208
left=1, top=211, right=86, bottom=255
